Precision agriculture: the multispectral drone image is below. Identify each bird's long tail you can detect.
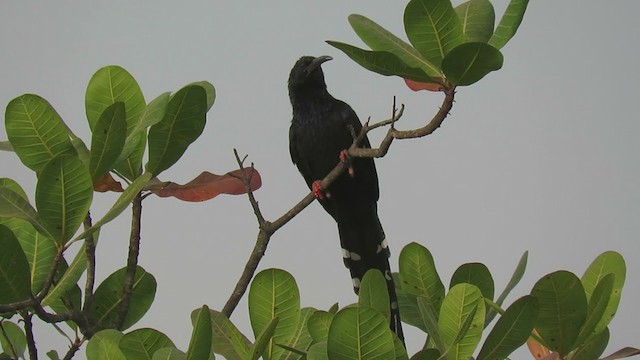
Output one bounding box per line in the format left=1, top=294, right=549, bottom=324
left=336, top=204, right=404, bottom=343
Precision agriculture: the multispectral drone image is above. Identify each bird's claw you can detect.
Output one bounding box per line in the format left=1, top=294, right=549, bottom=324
left=312, top=180, right=330, bottom=200
left=340, top=150, right=355, bottom=177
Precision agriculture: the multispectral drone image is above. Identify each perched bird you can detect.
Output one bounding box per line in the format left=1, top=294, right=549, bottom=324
left=288, top=55, right=404, bottom=341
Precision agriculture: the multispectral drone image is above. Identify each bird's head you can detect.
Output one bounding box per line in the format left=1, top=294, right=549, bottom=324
left=288, top=55, right=333, bottom=93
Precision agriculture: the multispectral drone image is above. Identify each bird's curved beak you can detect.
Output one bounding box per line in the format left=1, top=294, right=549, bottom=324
left=306, top=55, right=333, bottom=74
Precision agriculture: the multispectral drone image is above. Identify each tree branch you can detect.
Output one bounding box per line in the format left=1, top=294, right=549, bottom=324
left=82, top=213, right=97, bottom=313
left=222, top=89, right=456, bottom=316
left=116, top=191, right=143, bottom=329
left=22, top=311, right=38, bottom=360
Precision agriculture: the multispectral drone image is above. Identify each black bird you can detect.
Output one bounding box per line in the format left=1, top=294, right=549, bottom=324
left=288, top=55, right=404, bottom=341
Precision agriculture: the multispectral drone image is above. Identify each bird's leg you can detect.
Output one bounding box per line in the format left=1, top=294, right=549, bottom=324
left=312, top=180, right=331, bottom=200
left=339, top=150, right=355, bottom=178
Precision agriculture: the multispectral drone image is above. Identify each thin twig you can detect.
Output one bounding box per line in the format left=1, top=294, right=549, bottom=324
left=82, top=213, right=97, bottom=312
left=62, top=337, right=84, bottom=360
left=116, top=191, right=143, bottom=329
left=22, top=311, right=38, bottom=360
left=222, top=89, right=456, bottom=316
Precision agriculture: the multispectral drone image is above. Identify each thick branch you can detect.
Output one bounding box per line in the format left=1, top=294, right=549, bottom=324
left=82, top=213, right=97, bottom=312
left=115, top=192, right=143, bottom=329
left=223, top=89, right=456, bottom=317
left=22, top=311, right=37, bottom=360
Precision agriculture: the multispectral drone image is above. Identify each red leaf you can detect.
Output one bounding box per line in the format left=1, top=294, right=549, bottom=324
left=149, top=168, right=262, bottom=202
left=94, top=173, right=124, bottom=192
left=404, top=78, right=444, bottom=92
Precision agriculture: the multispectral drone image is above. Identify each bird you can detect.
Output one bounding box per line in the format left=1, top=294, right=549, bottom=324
left=287, top=55, right=404, bottom=342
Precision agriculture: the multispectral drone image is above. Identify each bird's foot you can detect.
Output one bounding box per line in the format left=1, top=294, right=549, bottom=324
left=312, top=180, right=330, bottom=200
left=339, top=150, right=355, bottom=177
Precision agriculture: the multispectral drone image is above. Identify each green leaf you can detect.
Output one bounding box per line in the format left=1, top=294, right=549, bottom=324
left=398, top=242, right=445, bottom=312
left=250, top=318, right=278, bottom=360
left=416, top=296, right=446, bottom=352
left=89, top=102, right=127, bottom=181
left=409, top=349, right=440, bottom=360
left=5, top=94, right=74, bottom=172
left=488, top=0, right=530, bottom=49
left=581, top=251, right=625, bottom=335
left=450, top=262, right=494, bottom=300
left=41, top=247, right=86, bottom=307
left=442, top=42, right=503, bottom=86
left=571, top=327, right=609, bottom=360
left=327, top=307, right=395, bottom=360
left=306, top=341, right=328, bottom=360
left=393, top=273, right=426, bottom=332
left=307, top=310, right=334, bottom=344
left=188, top=82, right=216, bottom=111
left=404, top=0, right=464, bottom=67
left=187, top=305, right=212, bottom=360
left=90, top=266, right=157, bottom=330
left=575, top=274, right=614, bottom=346
left=119, top=328, right=175, bottom=360
left=476, top=295, right=538, bottom=360
left=146, top=85, right=207, bottom=176
left=0, top=321, right=26, bottom=358
left=36, top=154, right=93, bottom=244
left=530, top=270, right=587, bottom=356
left=208, top=310, right=251, bottom=360
left=119, top=92, right=170, bottom=162
left=279, top=307, right=315, bottom=360
left=46, top=257, right=82, bottom=330
left=0, top=225, right=32, bottom=303
left=73, top=172, right=152, bottom=243
left=438, top=283, right=485, bottom=360
left=0, top=186, right=53, bottom=240
left=0, top=189, right=57, bottom=295
left=393, top=335, right=408, bottom=360
left=347, top=14, right=442, bottom=79
left=486, top=251, right=527, bottom=325
left=455, top=0, right=495, bottom=43
left=326, top=41, right=434, bottom=83
left=86, top=330, right=126, bottom=360
left=359, top=269, right=390, bottom=321
left=46, top=350, right=60, bottom=360
left=248, top=269, right=300, bottom=360
left=152, top=347, right=187, bottom=360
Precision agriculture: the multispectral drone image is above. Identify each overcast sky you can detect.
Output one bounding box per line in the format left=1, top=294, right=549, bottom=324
left=1, top=1, right=639, bottom=358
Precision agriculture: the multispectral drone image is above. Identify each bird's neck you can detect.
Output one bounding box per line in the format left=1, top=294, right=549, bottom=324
left=290, top=86, right=333, bottom=113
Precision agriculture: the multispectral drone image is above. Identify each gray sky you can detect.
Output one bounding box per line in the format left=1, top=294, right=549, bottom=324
left=1, top=1, right=639, bottom=358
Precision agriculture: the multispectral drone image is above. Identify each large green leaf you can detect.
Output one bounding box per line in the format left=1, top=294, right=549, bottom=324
left=120, top=92, right=170, bottom=161
left=348, top=14, right=442, bottom=79
left=0, top=225, right=31, bottom=303
left=73, top=172, right=152, bottom=243
left=248, top=268, right=300, bottom=360
left=571, top=327, right=610, bottom=360
left=5, top=94, right=73, bottom=172
left=41, top=246, right=86, bottom=307
left=327, top=41, right=434, bottom=83
left=187, top=305, right=212, bottom=360
left=306, top=341, right=329, bottom=360
left=11, top=220, right=56, bottom=294
left=327, top=307, right=395, bottom=359
left=438, top=283, right=485, bottom=360
left=486, top=251, right=527, bottom=325
left=455, top=0, right=495, bottom=43
left=404, top=0, right=464, bottom=67
left=146, top=85, right=207, bottom=176
left=119, top=328, right=175, bottom=360
left=35, top=154, right=93, bottom=244
left=188, top=81, right=216, bottom=111
left=152, top=348, right=187, bottom=360
left=250, top=318, right=279, bottom=360
left=279, top=307, right=315, bottom=360
left=476, top=295, right=538, bottom=360
left=450, top=262, right=494, bottom=301
left=89, top=266, right=157, bottom=330
left=581, top=251, right=625, bottom=335
left=416, top=296, right=446, bottom=352
left=89, top=102, right=126, bottom=181
left=86, top=329, right=126, bottom=360
left=45, top=258, right=82, bottom=331
left=398, top=242, right=445, bottom=311
left=307, top=310, right=335, bottom=344
left=359, top=269, right=390, bottom=321
left=530, top=270, right=587, bottom=356
left=0, top=186, right=52, bottom=239
left=574, top=274, right=614, bottom=346
left=442, top=42, right=503, bottom=86
left=208, top=310, right=251, bottom=360
left=488, top=0, right=530, bottom=49
left=0, top=321, right=26, bottom=358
